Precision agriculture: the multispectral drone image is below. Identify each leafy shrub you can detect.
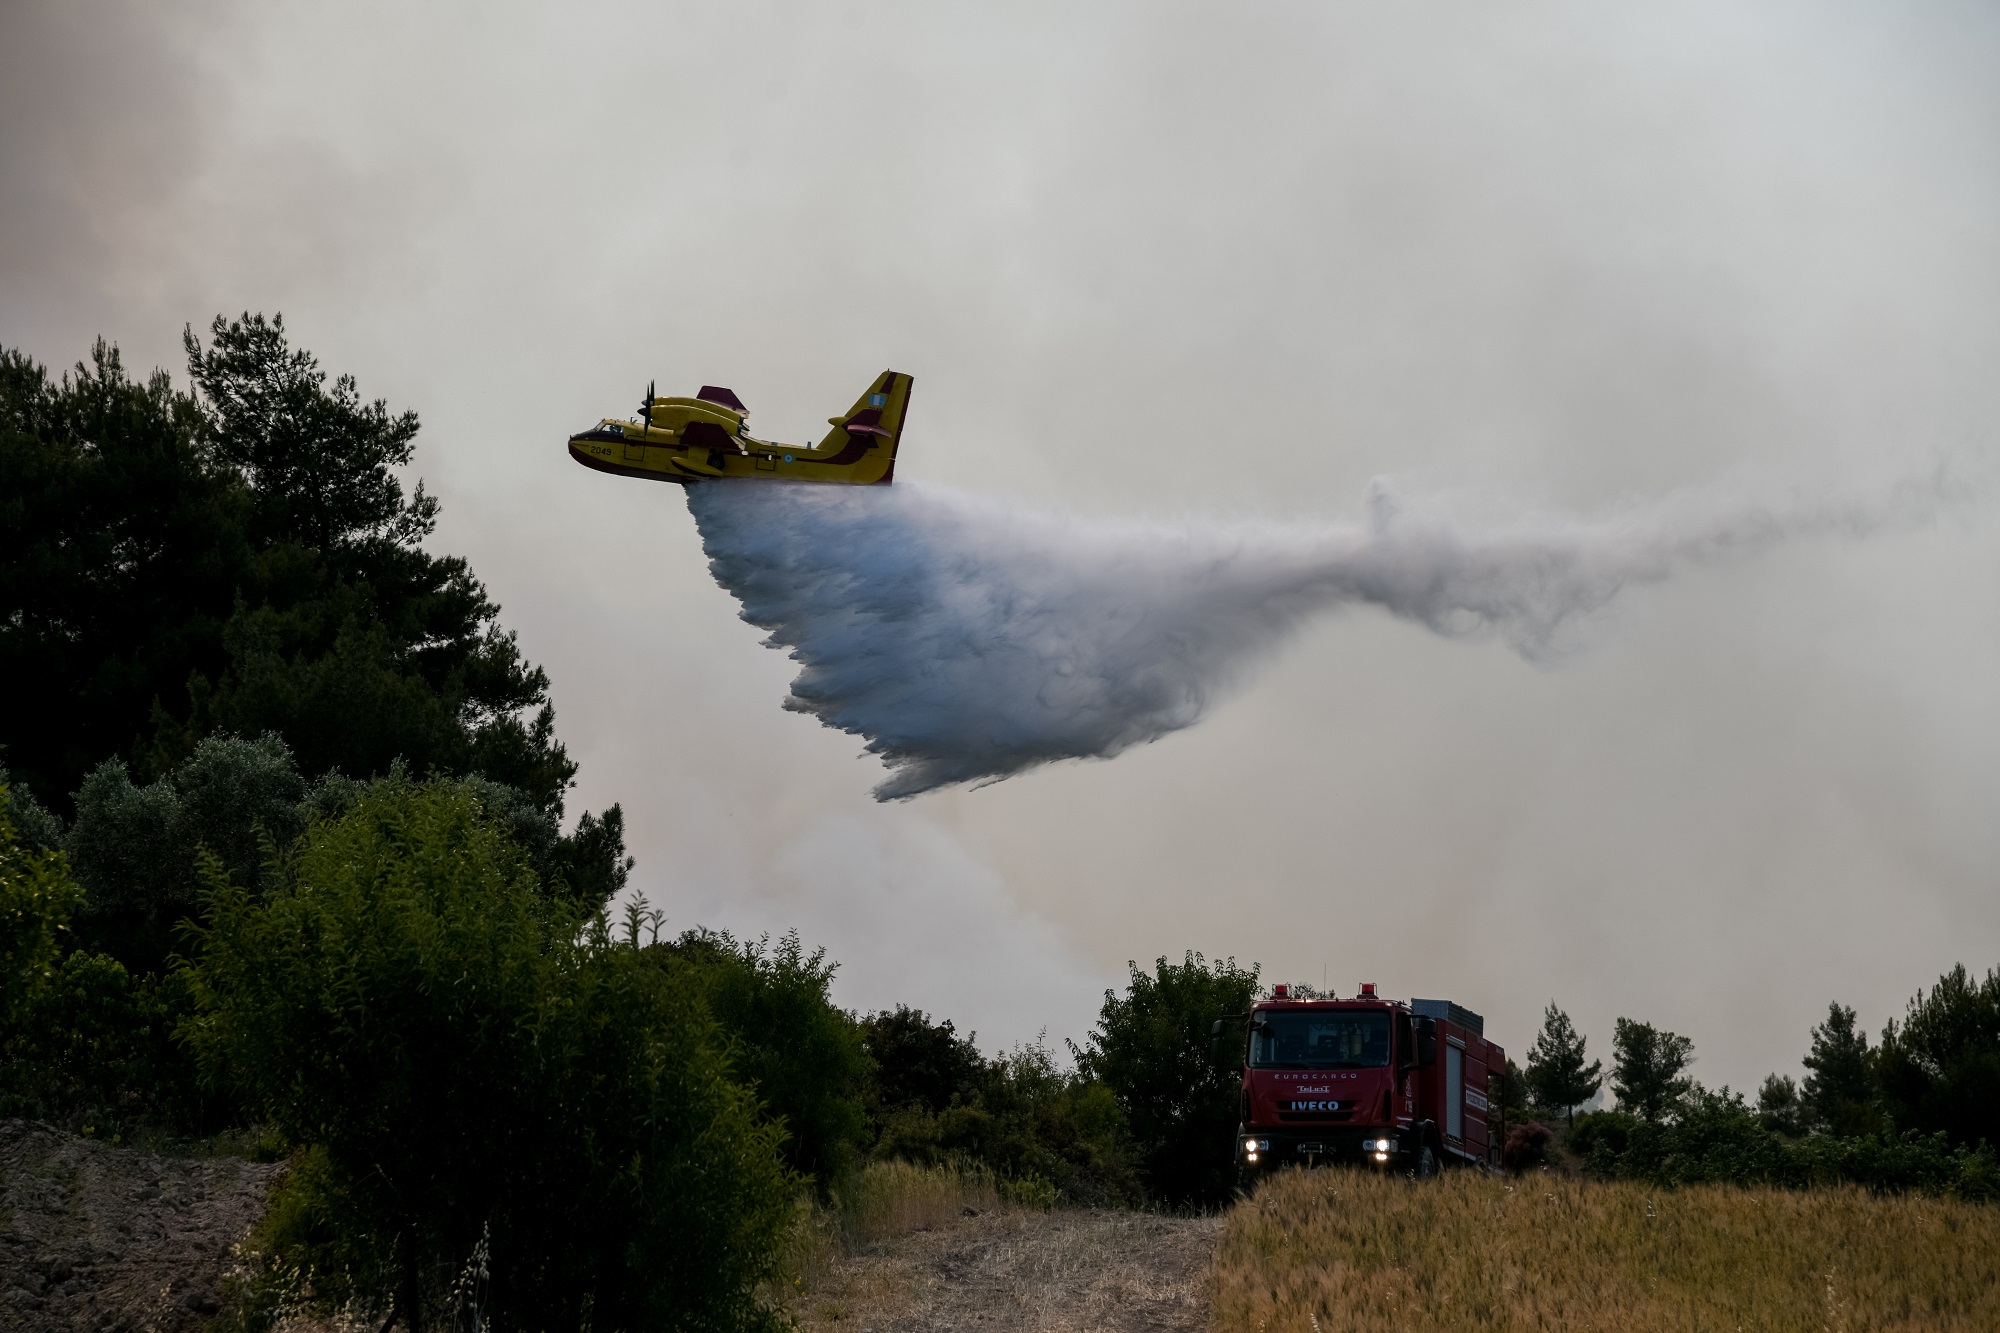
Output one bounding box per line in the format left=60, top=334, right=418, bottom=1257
left=1502, top=1122, right=1555, bottom=1175
left=65, top=735, right=632, bottom=985
left=982, top=1043, right=1140, bottom=1205
left=312, top=767, right=629, bottom=912
left=658, top=927, right=872, bottom=1197
left=66, top=734, right=306, bottom=975
left=2, top=948, right=210, bottom=1129
left=869, top=1037, right=1142, bottom=1207
left=0, top=784, right=79, bottom=1026
left=859, top=1007, right=1143, bottom=1206
left=1, top=786, right=205, bottom=1130
left=4, top=739, right=632, bottom=1141
left=1568, top=1107, right=1638, bottom=1164
left=185, top=775, right=796, bottom=1332
left=0, top=771, right=64, bottom=852
left=1575, top=1087, right=1999, bottom=1200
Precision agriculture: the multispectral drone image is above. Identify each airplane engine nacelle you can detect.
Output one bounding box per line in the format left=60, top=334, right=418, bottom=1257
left=643, top=398, right=746, bottom=436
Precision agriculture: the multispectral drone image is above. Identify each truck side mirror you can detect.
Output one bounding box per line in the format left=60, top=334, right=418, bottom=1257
left=1415, top=1015, right=1438, bottom=1067
left=1396, top=1012, right=1417, bottom=1071
left=1209, top=1018, right=1237, bottom=1067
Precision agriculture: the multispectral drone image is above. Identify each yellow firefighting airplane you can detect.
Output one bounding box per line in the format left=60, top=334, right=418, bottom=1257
left=567, top=371, right=912, bottom=486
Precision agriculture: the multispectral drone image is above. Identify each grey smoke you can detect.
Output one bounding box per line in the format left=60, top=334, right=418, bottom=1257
left=689, top=473, right=1948, bottom=801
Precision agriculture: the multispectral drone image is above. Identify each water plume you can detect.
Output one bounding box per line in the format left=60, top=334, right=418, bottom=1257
left=687, top=473, right=1945, bottom=800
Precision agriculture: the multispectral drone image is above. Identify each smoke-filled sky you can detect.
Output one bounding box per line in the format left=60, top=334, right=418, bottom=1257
left=6, top=0, right=1999, bottom=1093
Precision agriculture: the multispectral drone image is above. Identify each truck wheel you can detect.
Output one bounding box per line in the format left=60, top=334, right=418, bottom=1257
left=1414, top=1142, right=1439, bottom=1180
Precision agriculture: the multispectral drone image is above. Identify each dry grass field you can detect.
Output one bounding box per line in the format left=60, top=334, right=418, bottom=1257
left=1211, top=1167, right=2000, bottom=1333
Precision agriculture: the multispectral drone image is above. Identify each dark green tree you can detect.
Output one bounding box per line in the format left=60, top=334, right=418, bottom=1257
left=181, top=312, right=425, bottom=556
left=1498, top=1055, right=1532, bottom=1129
left=1875, top=963, right=2000, bottom=1152
left=1801, top=1001, right=1881, bottom=1138
left=1073, top=951, right=1259, bottom=1207
left=185, top=776, right=793, bottom=1332
left=1524, top=1002, right=1603, bottom=1129
left=1610, top=1017, right=1694, bottom=1123
left=171, top=314, right=573, bottom=809
left=862, top=1004, right=987, bottom=1117
left=1, top=340, right=238, bottom=807
left=548, top=805, right=634, bottom=907
left=1756, top=1073, right=1805, bottom=1136
left=0, top=320, right=586, bottom=822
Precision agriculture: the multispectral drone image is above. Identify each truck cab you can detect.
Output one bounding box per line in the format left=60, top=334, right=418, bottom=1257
left=1219, top=985, right=1503, bottom=1182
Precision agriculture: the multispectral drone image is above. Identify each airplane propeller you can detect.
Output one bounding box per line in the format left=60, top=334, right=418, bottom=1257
left=639, top=379, right=655, bottom=424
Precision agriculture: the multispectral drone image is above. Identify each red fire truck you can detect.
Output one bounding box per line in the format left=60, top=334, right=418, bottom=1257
left=1215, top=984, right=1504, bottom=1182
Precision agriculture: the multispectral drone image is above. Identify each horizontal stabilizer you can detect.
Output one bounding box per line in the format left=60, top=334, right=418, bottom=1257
left=839, top=406, right=891, bottom=437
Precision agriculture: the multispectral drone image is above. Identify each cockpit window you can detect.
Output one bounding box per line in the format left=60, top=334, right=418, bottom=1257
left=1249, top=1010, right=1391, bottom=1069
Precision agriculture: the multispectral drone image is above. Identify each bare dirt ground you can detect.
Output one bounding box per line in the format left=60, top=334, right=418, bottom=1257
left=0, top=1119, right=283, bottom=1333
left=2, top=1123, right=1220, bottom=1333
left=791, top=1207, right=1220, bottom=1333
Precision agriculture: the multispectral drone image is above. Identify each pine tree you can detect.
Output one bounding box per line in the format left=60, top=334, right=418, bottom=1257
left=1524, top=1002, right=1603, bottom=1129
left=1757, top=1073, right=1805, bottom=1136
left=1874, top=965, right=2000, bottom=1150
left=1, top=319, right=590, bottom=818
left=1610, top=1018, right=1693, bottom=1123
left=1800, top=1002, right=1879, bottom=1138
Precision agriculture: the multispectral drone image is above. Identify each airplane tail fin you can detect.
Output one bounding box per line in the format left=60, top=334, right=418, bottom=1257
left=818, top=371, right=914, bottom=481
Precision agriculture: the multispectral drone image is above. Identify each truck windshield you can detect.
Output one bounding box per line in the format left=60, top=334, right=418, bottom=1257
left=1249, top=1010, right=1391, bottom=1069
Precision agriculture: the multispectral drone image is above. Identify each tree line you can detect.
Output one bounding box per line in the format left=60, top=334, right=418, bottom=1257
left=0, top=322, right=1261, bottom=1331
left=1511, top=985, right=2000, bottom=1196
